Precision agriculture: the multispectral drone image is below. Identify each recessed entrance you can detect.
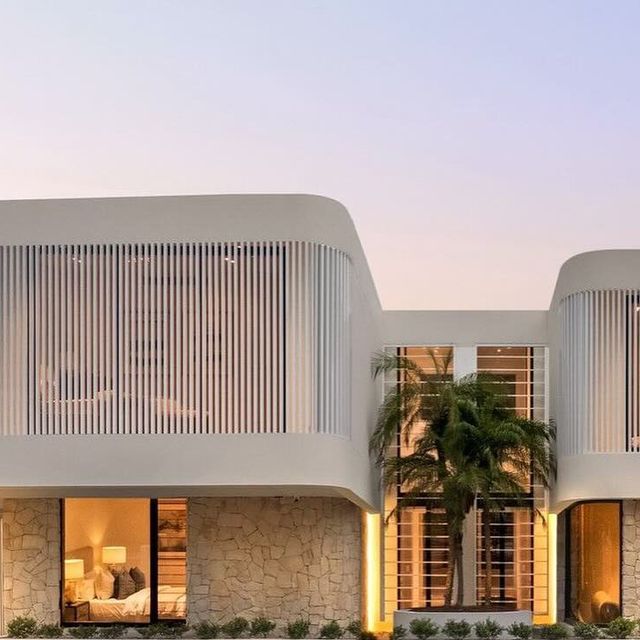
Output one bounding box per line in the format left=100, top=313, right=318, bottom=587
left=566, top=501, right=621, bottom=623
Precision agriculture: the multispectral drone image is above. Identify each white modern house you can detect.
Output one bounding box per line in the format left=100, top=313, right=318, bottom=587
left=0, top=195, right=634, bottom=632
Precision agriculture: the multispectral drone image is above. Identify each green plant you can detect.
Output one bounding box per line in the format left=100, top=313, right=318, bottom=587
left=138, top=623, right=185, bottom=639
left=7, top=616, right=38, bottom=638
left=344, top=621, right=375, bottom=640
left=409, top=619, right=440, bottom=640
left=97, top=627, right=126, bottom=639
left=285, top=619, right=311, bottom=639
left=506, top=623, right=532, bottom=640
left=222, top=618, right=249, bottom=639
left=574, top=623, right=600, bottom=639
left=320, top=621, right=344, bottom=639
left=605, top=618, right=637, bottom=639
left=474, top=619, right=503, bottom=640
left=35, top=625, right=63, bottom=639
left=391, top=626, right=407, bottom=640
left=68, top=626, right=99, bottom=639
left=250, top=618, right=276, bottom=638
left=194, top=622, right=221, bottom=639
left=370, top=352, right=555, bottom=607
left=442, top=620, right=471, bottom=640
left=539, top=624, right=569, bottom=640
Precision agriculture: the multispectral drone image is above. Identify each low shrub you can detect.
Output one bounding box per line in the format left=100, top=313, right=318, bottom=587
left=507, top=623, right=532, bottom=640
left=285, top=619, right=311, bottom=639
left=574, top=623, right=600, bottom=639
left=7, top=616, right=38, bottom=638
left=138, top=623, right=184, bottom=638
left=97, top=627, right=126, bottom=639
left=193, top=622, right=221, bottom=639
left=222, top=618, right=249, bottom=639
left=345, top=621, right=375, bottom=640
left=391, top=626, right=407, bottom=640
left=68, top=626, right=99, bottom=639
left=35, top=625, right=63, bottom=638
left=539, top=624, right=569, bottom=640
left=605, top=618, right=636, bottom=639
left=442, top=620, right=471, bottom=640
left=474, top=619, right=503, bottom=640
left=250, top=618, right=276, bottom=638
left=320, top=621, right=344, bottom=639
left=409, top=619, right=439, bottom=640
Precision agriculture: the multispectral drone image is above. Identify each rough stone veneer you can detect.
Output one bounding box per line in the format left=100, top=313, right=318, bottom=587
left=187, top=497, right=361, bottom=629
left=2, top=499, right=61, bottom=624
left=622, top=499, right=640, bottom=617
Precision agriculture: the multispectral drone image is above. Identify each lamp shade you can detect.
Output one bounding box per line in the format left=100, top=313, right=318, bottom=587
left=65, top=559, right=85, bottom=580
left=102, top=546, right=127, bottom=564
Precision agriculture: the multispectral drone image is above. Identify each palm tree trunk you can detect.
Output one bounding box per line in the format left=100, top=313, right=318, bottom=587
left=454, top=533, right=464, bottom=607
left=483, top=505, right=493, bottom=606
left=444, top=529, right=456, bottom=606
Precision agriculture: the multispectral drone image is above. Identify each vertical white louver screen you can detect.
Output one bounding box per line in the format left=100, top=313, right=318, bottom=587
left=0, top=242, right=351, bottom=436
left=559, top=289, right=640, bottom=455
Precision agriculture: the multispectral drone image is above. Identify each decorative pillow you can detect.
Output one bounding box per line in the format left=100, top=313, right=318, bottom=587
left=113, top=569, right=136, bottom=600
left=77, top=578, right=95, bottom=601
left=129, top=566, right=146, bottom=592
left=90, top=566, right=115, bottom=600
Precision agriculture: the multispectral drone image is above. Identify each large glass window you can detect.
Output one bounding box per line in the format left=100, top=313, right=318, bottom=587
left=568, top=502, right=621, bottom=623
left=382, top=346, right=454, bottom=618
left=63, top=498, right=187, bottom=625
left=477, top=346, right=549, bottom=616
left=157, top=499, right=187, bottom=620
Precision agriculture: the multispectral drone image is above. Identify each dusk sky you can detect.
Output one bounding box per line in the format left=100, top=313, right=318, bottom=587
left=2, top=1, right=640, bottom=310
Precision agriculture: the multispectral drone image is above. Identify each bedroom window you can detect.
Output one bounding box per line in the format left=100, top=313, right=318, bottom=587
left=62, top=498, right=187, bottom=625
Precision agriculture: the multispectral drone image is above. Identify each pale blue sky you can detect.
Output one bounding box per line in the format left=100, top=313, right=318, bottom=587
left=1, top=1, right=639, bottom=309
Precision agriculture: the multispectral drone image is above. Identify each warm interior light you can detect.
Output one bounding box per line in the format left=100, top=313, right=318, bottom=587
left=64, top=558, right=84, bottom=580
left=102, top=546, right=127, bottom=565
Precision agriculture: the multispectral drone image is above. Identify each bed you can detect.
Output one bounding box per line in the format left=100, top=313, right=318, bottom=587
left=88, top=586, right=186, bottom=622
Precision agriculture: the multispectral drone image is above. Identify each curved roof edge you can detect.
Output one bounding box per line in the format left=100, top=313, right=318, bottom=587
left=551, top=249, right=640, bottom=308
left=0, top=193, right=382, bottom=312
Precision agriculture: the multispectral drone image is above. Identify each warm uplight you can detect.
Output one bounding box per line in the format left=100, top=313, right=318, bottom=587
left=365, top=512, right=390, bottom=632
left=548, top=513, right=557, bottom=624
left=102, top=546, right=127, bottom=565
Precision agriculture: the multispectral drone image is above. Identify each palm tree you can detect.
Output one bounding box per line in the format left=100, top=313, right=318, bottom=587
left=451, top=375, right=556, bottom=605
left=370, top=349, right=476, bottom=607
left=370, top=352, right=556, bottom=609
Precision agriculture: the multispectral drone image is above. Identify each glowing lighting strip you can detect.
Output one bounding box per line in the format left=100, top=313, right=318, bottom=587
left=365, top=513, right=381, bottom=632
left=548, top=513, right=557, bottom=623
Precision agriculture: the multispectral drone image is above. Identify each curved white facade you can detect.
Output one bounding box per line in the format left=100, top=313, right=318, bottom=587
left=0, top=195, right=381, bottom=510
left=551, top=252, right=640, bottom=509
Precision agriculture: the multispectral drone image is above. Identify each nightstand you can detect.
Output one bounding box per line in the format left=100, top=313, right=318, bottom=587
left=63, top=601, right=90, bottom=623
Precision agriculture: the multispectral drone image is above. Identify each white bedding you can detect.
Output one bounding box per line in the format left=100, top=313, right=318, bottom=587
left=88, top=586, right=186, bottom=622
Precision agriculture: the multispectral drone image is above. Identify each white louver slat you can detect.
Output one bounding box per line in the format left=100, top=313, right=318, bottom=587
left=559, top=289, right=640, bottom=455
left=0, top=242, right=351, bottom=437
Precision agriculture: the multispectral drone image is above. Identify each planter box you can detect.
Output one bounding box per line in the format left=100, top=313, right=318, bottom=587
left=394, top=608, right=533, bottom=638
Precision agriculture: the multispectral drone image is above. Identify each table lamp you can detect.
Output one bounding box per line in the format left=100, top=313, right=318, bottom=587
left=102, top=546, right=127, bottom=571
left=64, top=559, right=84, bottom=604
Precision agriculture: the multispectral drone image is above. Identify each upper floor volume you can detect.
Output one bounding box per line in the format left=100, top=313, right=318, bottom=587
left=0, top=195, right=382, bottom=508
